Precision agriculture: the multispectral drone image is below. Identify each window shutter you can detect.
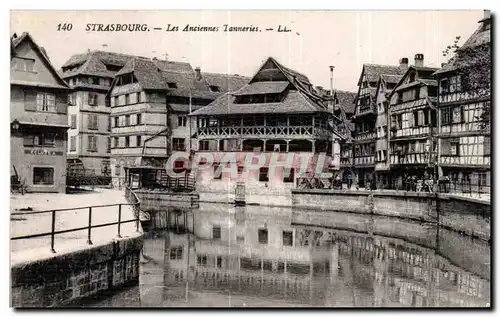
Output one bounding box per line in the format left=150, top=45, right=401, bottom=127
left=87, top=115, right=91, bottom=128
left=95, top=115, right=99, bottom=130
left=484, top=137, right=490, bottom=156
left=441, top=139, right=451, bottom=155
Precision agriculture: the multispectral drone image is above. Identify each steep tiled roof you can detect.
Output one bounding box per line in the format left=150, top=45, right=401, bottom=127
left=191, top=57, right=329, bottom=116
left=202, top=72, right=249, bottom=93
left=434, top=15, right=491, bottom=76
left=11, top=32, right=70, bottom=89
left=362, top=64, right=403, bottom=83
left=234, top=81, right=290, bottom=95
left=381, top=74, right=403, bottom=85
left=191, top=90, right=328, bottom=116
left=334, top=90, right=356, bottom=115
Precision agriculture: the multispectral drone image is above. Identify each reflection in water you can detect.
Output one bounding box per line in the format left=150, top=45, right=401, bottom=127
left=89, top=204, right=490, bottom=307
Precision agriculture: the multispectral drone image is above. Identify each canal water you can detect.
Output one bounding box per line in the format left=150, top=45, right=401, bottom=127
left=87, top=203, right=490, bottom=307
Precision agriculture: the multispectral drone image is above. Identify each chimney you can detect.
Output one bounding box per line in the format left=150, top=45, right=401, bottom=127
left=484, top=10, right=491, bottom=20
left=195, top=67, right=202, bottom=81
left=399, top=57, right=409, bottom=71
left=315, top=86, right=324, bottom=94
left=414, top=54, right=424, bottom=67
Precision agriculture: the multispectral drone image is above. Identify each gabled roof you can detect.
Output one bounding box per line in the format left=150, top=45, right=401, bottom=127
left=334, top=90, right=356, bottom=115
left=388, top=65, right=439, bottom=98
left=201, top=72, right=250, bottom=93
left=191, top=57, right=329, bottom=116
left=61, top=50, right=139, bottom=78
left=11, top=32, right=70, bottom=89
left=358, top=64, right=403, bottom=85
left=234, top=81, right=290, bottom=96
left=434, top=14, right=491, bottom=76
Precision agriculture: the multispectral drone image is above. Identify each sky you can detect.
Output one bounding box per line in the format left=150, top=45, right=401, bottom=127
left=10, top=10, right=484, bottom=92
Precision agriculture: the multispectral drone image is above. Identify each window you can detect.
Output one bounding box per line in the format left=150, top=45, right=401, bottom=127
left=88, top=93, right=98, bottom=106
left=452, top=106, right=464, bottom=123
left=88, top=77, right=97, bottom=85
left=88, top=135, right=97, bottom=152
left=258, top=229, right=268, bottom=244
left=33, top=167, right=54, bottom=185
left=442, top=106, right=451, bottom=125
left=136, top=113, right=142, bottom=125
left=450, top=139, right=460, bottom=156
left=169, top=247, right=183, bottom=260
left=68, top=93, right=73, bottom=105
left=125, top=136, right=130, bottom=147
left=216, top=256, right=222, bottom=268
left=13, top=57, right=35, bottom=72
left=88, top=114, right=98, bottom=130
left=70, top=115, right=77, bottom=129
left=259, top=167, right=269, bottom=182
left=197, top=255, right=208, bottom=266
left=125, top=115, right=130, bottom=126
left=440, top=78, right=450, bottom=94
left=125, top=94, right=130, bottom=105
left=106, top=137, right=111, bottom=153
left=114, top=117, right=119, bottom=127
left=409, top=72, right=416, bottom=82
left=178, top=115, right=187, bottom=127
left=24, top=132, right=55, bottom=147
left=105, top=98, right=110, bottom=107
left=114, top=96, right=118, bottom=107
left=136, top=92, right=142, bottom=103
left=415, top=88, right=420, bottom=100
left=199, top=140, right=209, bottom=151
left=136, top=136, right=141, bottom=147
left=212, top=225, right=221, bottom=240
left=213, top=164, right=222, bottom=180
left=397, top=92, right=403, bottom=104
left=209, top=85, right=220, bottom=92
left=283, top=168, right=294, bottom=183
left=70, top=136, right=76, bottom=151
left=113, top=137, right=119, bottom=148
left=172, top=138, right=185, bottom=151
left=101, top=160, right=110, bottom=176
left=236, top=236, right=245, bottom=244
left=108, top=117, right=111, bottom=131
left=36, top=93, right=56, bottom=112
left=167, top=82, right=178, bottom=89
left=283, top=231, right=293, bottom=246
left=115, top=164, right=121, bottom=176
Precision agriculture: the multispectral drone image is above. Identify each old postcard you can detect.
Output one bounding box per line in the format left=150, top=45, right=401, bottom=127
left=9, top=10, right=491, bottom=308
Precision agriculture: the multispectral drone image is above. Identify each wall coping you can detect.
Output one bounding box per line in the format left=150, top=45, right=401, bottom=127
left=292, top=189, right=490, bottom=206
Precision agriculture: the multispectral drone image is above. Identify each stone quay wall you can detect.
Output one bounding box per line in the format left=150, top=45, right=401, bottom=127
left=291, top=189, right=490, bottom=241
left=11, top=235, right=143, bottom=307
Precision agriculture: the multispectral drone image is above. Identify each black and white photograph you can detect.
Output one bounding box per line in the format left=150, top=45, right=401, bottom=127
left=8, top=9, right=491, bottom=308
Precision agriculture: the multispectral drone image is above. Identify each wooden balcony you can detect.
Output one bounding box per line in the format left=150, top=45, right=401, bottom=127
left=354, top=132, right=376, bottom=142
left=197, top=125, right=331, bottom=140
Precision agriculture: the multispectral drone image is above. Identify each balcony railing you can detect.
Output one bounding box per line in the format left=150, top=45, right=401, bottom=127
left=197, top=125, right=331, bottom=139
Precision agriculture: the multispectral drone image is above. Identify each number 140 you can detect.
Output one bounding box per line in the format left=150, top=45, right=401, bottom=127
left=57, top=23, right=73, bottom=31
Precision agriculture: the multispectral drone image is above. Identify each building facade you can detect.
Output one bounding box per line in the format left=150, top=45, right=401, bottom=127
left=374, top=73, right=403, bottom=189
left=11, top=32, right=71, bottom=193
left=434, top=11, right=491, bottom=193
left=191, top=57, right=343, bottom=205
left=387, top=55, right=439, bottom=189
left=352, top=62, right=406, bottom=188
left=60, top=51, right=138, bottom=177
left=108, top=57, right=248, bottom=180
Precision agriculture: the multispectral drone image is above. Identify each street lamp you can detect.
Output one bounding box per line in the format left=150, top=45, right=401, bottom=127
left=11, top=119, right=20, bottom=131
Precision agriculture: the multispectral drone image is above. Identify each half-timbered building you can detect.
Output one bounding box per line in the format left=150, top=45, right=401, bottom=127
left=433, top=10, right=491, bottom=193
left=190, top=57, right=344, bottom=205
left=108, top=57, right=247, bottom=181
left=11, top=32, right=71, bottom=193
left=387, top=54, right=439, bottom=189
left=352, top=61, right=406, bottom=188
left=374, top=73, right=403, bottom=189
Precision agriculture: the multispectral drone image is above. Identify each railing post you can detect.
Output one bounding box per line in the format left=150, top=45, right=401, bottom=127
left=87, top=207, right=93, bottom=245
left=136, top=204, right=140, bottom=233
left=50, top=210, right=56, bottom=253
left=117, top=204, right=122, bottom=238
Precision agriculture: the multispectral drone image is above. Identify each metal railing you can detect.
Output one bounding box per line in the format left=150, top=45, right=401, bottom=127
left=11, top=197, right=140, bottom=253
left=295, top=176, right=490, bottom=196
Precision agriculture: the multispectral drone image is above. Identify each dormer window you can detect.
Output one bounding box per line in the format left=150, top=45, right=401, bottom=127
left=409, top=72, right=416, bottom=82
left=104, top=64, right=122, bottom=72
left=12, top=57, right=34, bottom=72
left=209, top=85, right=220, bottom=92
left=167, top=82, right=177, bottom=89
left=116, top=73, right=137, bottom=86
